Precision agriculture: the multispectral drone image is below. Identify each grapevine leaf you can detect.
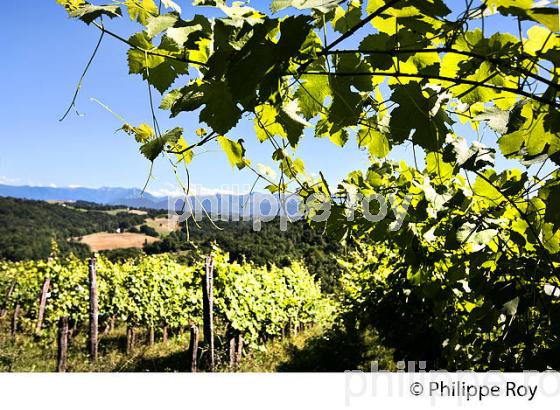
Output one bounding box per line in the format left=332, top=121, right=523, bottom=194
left=444, top=137, right=495, bottom=171
left=475, top=107, right=510, bottom=134
left=389, top=83, right=449, bottom=151
left=146, top=13, right=179, bottom=38
left=127, top=32, right=187, bottom=93
left=56, top=0, right=86, bottom=12
left=358, top=126, right=390, bottom=158
left=133, top=123, right=155, bottom=142
left=199, top=82, right=242, bottom=135
left=69, top=4, right=122, bottom=24
left=295, top=74, right=330, bottom=120
left=457, top=223, right=498, bottom=252
left=332, top=1, right=362, bottom=34
left=166, top=25, right=203, bottom=47
left=125, top=0, right=158, bottom=25
left=359, top=33, right=396, bottom=70
left=139, top=127, right=183, bottom=161
left=218, top=136, right=246, bottom=169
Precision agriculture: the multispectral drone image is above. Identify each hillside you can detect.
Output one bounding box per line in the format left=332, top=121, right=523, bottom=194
left=0, top=196, right=344, bottom=291
left=0, top=197, right=149, bottom=260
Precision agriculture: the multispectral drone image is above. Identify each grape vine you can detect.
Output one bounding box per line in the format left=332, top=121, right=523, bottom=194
left=0, top=248, right=334, bottom=364
left=55, top=0, right=560, bottom=369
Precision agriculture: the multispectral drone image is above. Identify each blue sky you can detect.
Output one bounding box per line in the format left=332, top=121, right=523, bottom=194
left=0, top=1, right=534, bottom=196
left=0, top=1, right=374, bottom=196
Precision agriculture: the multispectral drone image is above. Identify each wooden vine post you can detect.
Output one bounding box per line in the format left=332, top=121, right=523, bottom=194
left=88, top=257, right=99, bottom=361
left=0, top=280, right=16, bottom=324
left=57, top=316, right=69, bottom=372
left=202, top=255, right=215, bottom=371
left=235, top=333, right=243, bottom=370
left=187, top=324, right=199, bottom=373
left=229, top=335, right=236, bottom=370
left=126, top=327, right=136, bottom=355
left=11, top=304, right=20, bottom=337
left=35, top=276, right=51, bottom=334
left=148, top=327, right=155, bottom=346
left=228, top=330, right=244, bottom=371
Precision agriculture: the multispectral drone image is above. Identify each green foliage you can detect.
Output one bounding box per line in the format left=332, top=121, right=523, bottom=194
left=0, top=249, right=334, bottom=353
left=334, top=158, right=560, bottom=370
left=69, top=4, right=121, bottom=24
left=139, top=224, right=159, bottom=237
left=144, top=218, right=345, bottom=293
left=57, top=0, right=560, bottom=370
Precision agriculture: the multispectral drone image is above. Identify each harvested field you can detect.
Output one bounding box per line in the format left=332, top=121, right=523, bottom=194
left=144, top=216, right=180, bottom=236
left=75, top=232, right=159, bottom=251
left=128, top=209, right=148, bottom=216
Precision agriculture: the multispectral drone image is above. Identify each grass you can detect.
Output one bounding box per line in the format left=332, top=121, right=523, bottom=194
left=238, top=327, right=324, bottom=372
left=0, top=325, right=329, bottom=373
left=0, top=326, right=193, bottom=372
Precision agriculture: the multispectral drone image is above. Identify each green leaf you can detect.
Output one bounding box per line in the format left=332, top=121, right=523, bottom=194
left=139, top=127, right=183, bottom=161
left=358, top=125, right=390, bottom=158
left=328, top=53, right=373, bottom=131
left=277, top=15, right=315, bottom=60
left=218, top=136, right=246, bottom=169
left=457, top=223, right=498, bottom=251
left=475, top=107, right=510, bottom=134
left=359, top=33, right=396, bottom=70
left=146, top=13, right=178, bottom=38
left=166, top=25, right=203, bottom=47
left=161, top=83, right=205, bottom=116
left=280, top=156, right=305, bottom=178
left=199, top=82, right=242, bottom=135
left=332, top=1, right=362, bottom=34
left=278, top=100, right=309, bottom=148
left=542, top=223, right=560, bottom=254
left=193, top=0, right=224, bottom=6
left=125, top=0, right=158, bottom=26
left=330, top=129, right=349, bottom=148
left=56, top=0, right=86, bottom=13
left=69, top=4, right=122, bottom=24
left=444, top=137, right=495, bottom=171
left=526, top=8, right=560, bottom=32
left=127, top=32, right=187, bottom=93
left=254, top=104, right=284, bottom=142
left=294, top=74, right=330, bottom=120
left=425, top=152, right=454, bottom=182
left=168, top=137, right=193, bottom=164
left=472, top=170, right=505, bottom=205
left=133, top=123, right=155, bottom=142
left=389, top=83, right=450, bottom=151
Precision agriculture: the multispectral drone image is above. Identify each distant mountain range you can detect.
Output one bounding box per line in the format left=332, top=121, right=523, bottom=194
left=0, top=184, right=299, bottom=217
left=0, top=184, right=158, bottom=205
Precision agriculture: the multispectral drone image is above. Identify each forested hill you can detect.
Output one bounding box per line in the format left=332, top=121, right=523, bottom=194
left=0, top=197, right=148, bottom=260
left=0, top=197, right=344, bottom=291
left=145, top=219, right=345, bottom=292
